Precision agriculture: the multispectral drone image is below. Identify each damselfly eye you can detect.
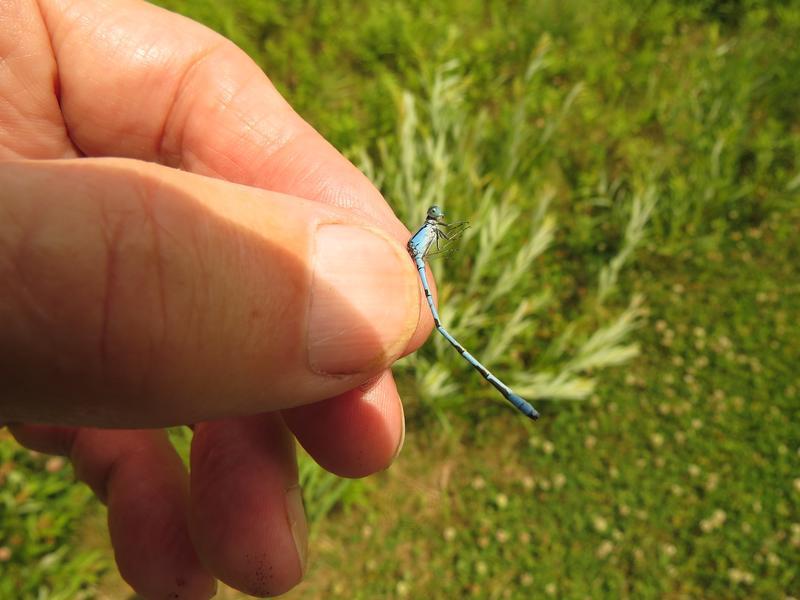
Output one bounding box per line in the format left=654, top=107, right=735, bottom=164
left=427, top=205, right=444, bottom=220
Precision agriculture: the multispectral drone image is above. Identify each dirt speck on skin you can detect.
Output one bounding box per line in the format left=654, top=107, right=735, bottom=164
left=251, top=553, right=276, bottom=597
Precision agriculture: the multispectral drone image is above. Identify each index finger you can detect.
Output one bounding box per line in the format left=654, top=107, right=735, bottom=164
left=39, top=0, right=411, bottom=239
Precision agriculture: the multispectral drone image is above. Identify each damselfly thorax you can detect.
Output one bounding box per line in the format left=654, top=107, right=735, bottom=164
left=407, top=205, right=469, bottom=261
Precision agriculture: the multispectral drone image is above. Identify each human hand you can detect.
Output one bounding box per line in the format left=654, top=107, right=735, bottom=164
left=0, top=0, right=431, bottom=597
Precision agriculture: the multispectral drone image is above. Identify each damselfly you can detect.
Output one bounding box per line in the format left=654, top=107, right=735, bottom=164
left=407, top=205, right=540, bottom=420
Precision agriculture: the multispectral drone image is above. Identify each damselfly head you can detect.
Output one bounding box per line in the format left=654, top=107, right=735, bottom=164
left=427, top=205, right=445, bottom=221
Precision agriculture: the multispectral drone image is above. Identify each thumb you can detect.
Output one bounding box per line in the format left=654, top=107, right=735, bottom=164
left=0, top=158, right=422, bottom=427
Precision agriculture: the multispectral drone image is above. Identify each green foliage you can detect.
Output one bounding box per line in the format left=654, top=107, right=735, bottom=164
left=361, top=62, right=645, bottom=416
left=0, top=433, right=106, bottom=599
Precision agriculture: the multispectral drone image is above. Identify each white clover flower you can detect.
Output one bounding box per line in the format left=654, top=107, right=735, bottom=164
left=596, top=540, right=614, bottom=559
left=592, top=515, right=609, bottom=533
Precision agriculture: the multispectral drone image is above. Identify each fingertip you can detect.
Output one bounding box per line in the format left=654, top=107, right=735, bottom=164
left=189, top=415, right=305, bottom=597
left=308, top=225, right=420, bottom=376
left=284, top=371, right=405, bottom=478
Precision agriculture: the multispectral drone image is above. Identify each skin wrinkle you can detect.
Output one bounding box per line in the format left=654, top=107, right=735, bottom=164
left=103, top=167, right=226, bottom=409
left=136, top=178, right=169, bottom=396
left=47, top=4, right=147, bottom=154
left=179, top=79, right=304, bottom=185
left=3, top=195, right=53, bottom=348
left=94, top=170, right=161, bottom=401
left=73, top=430, right=155, bottom=504
left=256, top=128, right=328, bottom=193
left=221, top=74, right=298, bottom=155
left=234, top=221, right=305, bottom=383
left=34, top=0, right=101, bottom=157
left=154, top=40, right=227, bottom=167
left=190, top=44, right=306, bottom=181
left=40, top=0, right=103, bottom=73
left=114, top=468, right=186, bottom=553
left=0, top=1, right=73, bottom=158
left=180, top=195, right=210, bottom=357
left=55, top=425, right=78, bottom=457
left=97, top=192, right=123, bottom=385
left=192, top=433, right=253, bottom=500
left=180, top=139, right=252, bottom=184
left=26, top=1, right=56, bottom=104
left=69, top=427, right=113, bottom=502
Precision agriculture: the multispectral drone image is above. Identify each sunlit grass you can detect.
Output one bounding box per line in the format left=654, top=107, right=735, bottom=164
left=1, top=0, right=798, bottom=598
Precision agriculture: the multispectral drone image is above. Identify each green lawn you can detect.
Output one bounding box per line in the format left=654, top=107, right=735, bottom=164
left=1, top=1, right=798, bottom=598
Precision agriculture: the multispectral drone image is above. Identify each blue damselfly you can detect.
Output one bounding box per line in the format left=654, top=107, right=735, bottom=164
left=407, top=205, right=540, bottom=420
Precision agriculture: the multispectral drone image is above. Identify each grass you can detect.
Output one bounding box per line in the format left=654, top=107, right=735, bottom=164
left=0, top=431, right=105, bottom=599
left=1, top=0, right=798, bottom=597
left=283, top=212, right=800, bottom=599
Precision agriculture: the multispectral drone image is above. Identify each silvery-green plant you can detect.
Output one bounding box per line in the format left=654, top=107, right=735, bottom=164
left=358, top=61, right=650, bottom=416
left=598, top=186, right=658, bottom=302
